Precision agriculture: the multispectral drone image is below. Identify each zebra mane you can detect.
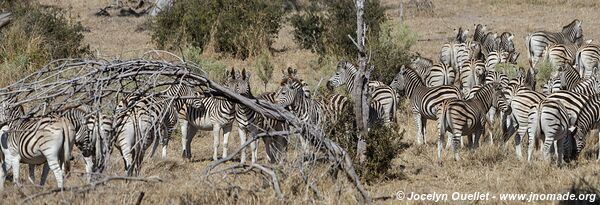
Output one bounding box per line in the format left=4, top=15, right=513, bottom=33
left=337, top=60, right=357, bottom=73
left=402, top=66, right=425, bottom=85
left=563, top=19, right=581, bottom=31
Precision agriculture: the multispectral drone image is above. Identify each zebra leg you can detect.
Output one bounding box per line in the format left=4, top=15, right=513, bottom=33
left=0, top=160, right=5, bottom=190
left=557, top=138, right=565, bottom=166
left=250, top=131, right=258, bottom=164
left=437, top=129, right=445, bottom=162
left=597, top=130, right=600, bottom=161
left=39, top=163, right=49, bottom=186
left=237, top=126, right=248, bottom=164
left=541, top=136, right=554, bottom=161
left=516, top=127, right=527, bottom=160
left=84, top=156, right=93, bottom=182
left=452, top=133, right=461, bottom=161
left=414, top=114, right=426, bottom=145
left=222, top=124, right=232, bottom=160
left=212, top=125, right=221, bottom=161
left=8, top=153, right=20, bottom=186
left=28, top=164, right=36, bottom=185
left=486, top=108, right=496, bottom=141
left=181, top=125, right=197, bottom=159
left=43, top=152, right=64, bottom=188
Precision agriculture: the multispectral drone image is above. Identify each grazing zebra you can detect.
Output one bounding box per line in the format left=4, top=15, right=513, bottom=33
left=113, top=94, right=178, bottom=176
left=180, top=77, right=236, bottom=162
left=459, top=59, right=486, bottom=96
left=425, top=63, right=456, bottom=87
left=526, top=19, right=583, bottom=69
left=568, top=93, right=600, bottom=160
left=328, top=60, right=397, bottom=124
left=438, top=83, right=508, bottom=161
left=528, top=99, right=576, bottom=164
left=390, top=66, right=462, bottom=145
left=277, top=78, right=325, bottom=126
left=0, top=103, right=74, bottom=189
left=440, top=43, right=470, bottom=70
left=576, top=43, right=600, bottom=78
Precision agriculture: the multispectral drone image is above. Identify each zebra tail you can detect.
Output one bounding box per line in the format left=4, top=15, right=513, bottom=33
left=525, top=34, right=533, bottom=67
left=61, top=118, right=73, bottom=175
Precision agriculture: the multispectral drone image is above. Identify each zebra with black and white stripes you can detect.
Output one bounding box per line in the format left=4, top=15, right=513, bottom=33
left=440, top=43, right=470, bottom=70
left=426, top=63, right=456, bottom=87
left=528, top=99, right=576, bottom=164
left=504, top=85, right=546, bottom=159
left=568, top=93, right=600, bottom=161
left=526, top=19, right=583, bottom=69
left=542, top=43, right=584, bottom=70
left=231, top=68, right=288, bottom=163
left=390, top=66, right=462, bottom=145
left=328, top=60, right=397, bottom=124
left=458, top=59, right=485, bottom=96
left=409, top=53, right=433, bottom=82
left=576, top=43, right=600, bottom=78
left=0, top=101, right=75, bottom=189
left=438, top=82, right=508, bottom=161
left=180, top=72, right=236, bottom=162
left=113, top=94, right=178, bottom=176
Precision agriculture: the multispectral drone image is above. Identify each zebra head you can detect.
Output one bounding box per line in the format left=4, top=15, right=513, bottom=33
left=234, top=68, right=253, bottom=98
left=499, top=32, right=515, bottom=53
left=473, top=24, right=487, bottom=42
left=327, top=60, right=355, bottom=89
left=454, top=27, right=469, bottom=43
left=276, top=78, right=304, bottom=107
left=224, top=67, right=239, bottom=89
left=389, top=66, right=408, bottom=94
left=491, top=83, right=510, bottom=113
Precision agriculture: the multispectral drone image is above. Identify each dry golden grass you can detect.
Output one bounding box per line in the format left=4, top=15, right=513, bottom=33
left=4, top=0, right=600, bottom=204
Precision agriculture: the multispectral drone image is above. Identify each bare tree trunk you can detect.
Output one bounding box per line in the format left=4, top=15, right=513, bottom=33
left=350, top=0, right=370, bottom=163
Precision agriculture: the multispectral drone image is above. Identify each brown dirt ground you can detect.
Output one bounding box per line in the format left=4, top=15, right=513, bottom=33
left=3, top=0, right=600, bottom=204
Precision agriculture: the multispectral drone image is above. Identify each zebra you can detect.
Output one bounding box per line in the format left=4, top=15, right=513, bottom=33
left=568, top=93, right=600, bottom=160
left=542, top=43, right=583, bottom=70
left=473, top=24, right=488, bottom=44
left=0, top=102, right=74, bottom=189
left=526, top=19, right=583, bottom=69
left=113, top=94, right=178, bottom=176
left=498, top=32, right=516, bottom=53
left=390, top=66, right=462, bottom=144
left=440, top=43, right=470, bottom=71
left=438, top=82, right=508, bottom=161
left=542, top=77, right=562, bottom=94
left=425, top=63, right=456, bottom=87
left=503, top=86, right=546, bottom=159
left=327, top=60, right=397, bottom=124
left=485, top=51, right=510, bottom=71
left=528, top=99, right=576, bottom=164
left=409, top=53, right=433, bottom=82
left=458, top=59, right=485, bottom=96
left=277, top=77, right=325, bottom=126
left=480, top=32, right=499, bottom=60
left=575, top=43, right=600, bottom=78
left=180, top=73, right=236, bottom=162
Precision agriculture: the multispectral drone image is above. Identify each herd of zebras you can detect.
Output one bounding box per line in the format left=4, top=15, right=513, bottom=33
left=1, top=19, right=600, bottom=191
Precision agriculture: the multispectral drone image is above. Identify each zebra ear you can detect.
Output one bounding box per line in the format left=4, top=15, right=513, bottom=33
left=507, top=35, right=514, bottom=41
left=585, top=39, right=593, bottom=44
left=242, top=68, right=250, bottom=80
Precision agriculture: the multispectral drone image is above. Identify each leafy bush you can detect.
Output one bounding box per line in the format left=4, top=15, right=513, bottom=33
left=536, top=60, right=555, bottom=90
left=290, top=0, right=385, bottom=58
left=326, top=106, right=404, bottom=184
left=152, top=0, right=284, bottom=59
left=182, top=46, right=227, bottom=82
left=0, top=1, right=89, bottom=86
left=371, top=21, right=417, bottom=84
left=495, top=63, right=519, bottom=79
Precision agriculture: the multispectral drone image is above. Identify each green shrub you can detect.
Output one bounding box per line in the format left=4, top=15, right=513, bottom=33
left=326, top=106, right=404, bottom=184
left=290, top=0, right=385, bottom=58
left=182, top=46, right=227, bottom=82
left=371, top=21, right=417, bottom=84
left=152, top=0, right=283, bottom=59
left=495, top=63, right=519, bottom=79
left=255, top=51, right=274, bottom=91
left=536, top=60, right=555, bottom=90
left=0, top=1, right=89, bottom=86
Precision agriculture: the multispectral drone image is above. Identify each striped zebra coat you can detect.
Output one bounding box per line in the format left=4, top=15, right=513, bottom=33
left=0, top=102, right=75, bottom=189
left=390, top=66, right=462, bottom=145
left=438, top=83, right=508, bottom=161
left=526, top=19, right=583, bottom=68
left=575, top=43, right=600, bottom=78
left=113, top=94, right=178, bottom=176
